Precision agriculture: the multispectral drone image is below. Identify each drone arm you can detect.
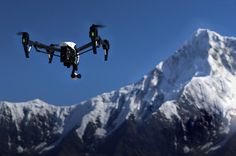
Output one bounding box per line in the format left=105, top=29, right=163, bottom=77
left=26, top=40, right=60, bottom=63
left=76, top=37, right=110, bottom=61
left=29, top=40, right=61, bottom=52
left=76, top=42, right=94, bottom=53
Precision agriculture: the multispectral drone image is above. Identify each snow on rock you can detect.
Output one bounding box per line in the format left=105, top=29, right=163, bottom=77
left=155, top=29, right=236, bottom=122
left=95, top=128, right=107, bottom=138
left=17, top=146, right=24, bottom=154
left=0, top=99, right=72, bottom=133
left=0, top=99, right=73, bottom=154
left=183, top=145, right=191, bottom=154
left=159, top=100, right=180, bottom=120
left=75, top=94, right=115, bottom=138
left=201, top=142, right=214, bottom=151
left=72, top=29, right=236, bottom=138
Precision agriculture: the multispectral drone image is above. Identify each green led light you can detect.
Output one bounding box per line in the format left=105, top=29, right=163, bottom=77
left=23, top=38, right=26, bottom=43
left=91, top=32, right=95, bottom=37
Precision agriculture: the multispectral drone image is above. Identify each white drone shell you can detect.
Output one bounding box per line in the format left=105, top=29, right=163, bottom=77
left=60, top=42, right=77, bottom=50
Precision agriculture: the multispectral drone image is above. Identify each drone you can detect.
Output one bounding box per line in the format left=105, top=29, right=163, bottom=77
left=17, top=24, right=110, bottom=79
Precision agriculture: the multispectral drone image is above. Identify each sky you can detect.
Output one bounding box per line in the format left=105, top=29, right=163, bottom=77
left=1, top=0, right=236, bottom=105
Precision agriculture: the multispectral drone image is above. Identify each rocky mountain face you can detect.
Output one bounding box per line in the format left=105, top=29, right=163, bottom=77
left=1, top=29, right=236, bottom=156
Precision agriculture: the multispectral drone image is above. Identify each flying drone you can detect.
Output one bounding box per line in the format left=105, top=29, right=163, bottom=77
left=17, top=24, right=110, bottom=79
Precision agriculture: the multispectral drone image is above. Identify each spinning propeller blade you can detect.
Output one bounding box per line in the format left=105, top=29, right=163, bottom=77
left=92, top=24, right=105, bottom=28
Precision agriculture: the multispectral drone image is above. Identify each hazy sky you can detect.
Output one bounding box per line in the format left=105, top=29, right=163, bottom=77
left=1, top=0, right=236, bottom=105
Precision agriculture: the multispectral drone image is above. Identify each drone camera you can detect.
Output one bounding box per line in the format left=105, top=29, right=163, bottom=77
left=71, top=72, right=81, bottom=79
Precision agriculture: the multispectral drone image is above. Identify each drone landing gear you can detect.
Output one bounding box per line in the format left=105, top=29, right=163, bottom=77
left=71, top=72, right=81, bottom=79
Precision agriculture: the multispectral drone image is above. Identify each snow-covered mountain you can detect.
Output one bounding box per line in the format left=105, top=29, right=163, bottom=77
left=1, top=29, right=236, bottom=156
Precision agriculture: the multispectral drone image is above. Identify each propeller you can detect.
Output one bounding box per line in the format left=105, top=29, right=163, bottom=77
left=91, top=24, right=105, bottom=28
left=16, top=32, right=28, bottom=36
left=89, top=24, right=108, bottom=54
left=16, top=32, right=22, bottom=35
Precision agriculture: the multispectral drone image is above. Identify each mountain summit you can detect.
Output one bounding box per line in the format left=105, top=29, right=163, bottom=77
left=1, top=29, right=236, bottom=156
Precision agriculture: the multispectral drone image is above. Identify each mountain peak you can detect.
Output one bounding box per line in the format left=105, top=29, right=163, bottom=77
left=190, top=28, right=236, bottom=51
left=155, top=29, right=236, bottom=119
left=187, top=28, right=221, bottom=52
left=195, top=28, right=219, bottom=37
left=148, top=29, right=236, bottom=111
left=31, top=98, right=45, bottom=103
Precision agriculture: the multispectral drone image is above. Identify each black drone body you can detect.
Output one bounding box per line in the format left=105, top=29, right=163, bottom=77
left=17, top=24, right=110, bottom=79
